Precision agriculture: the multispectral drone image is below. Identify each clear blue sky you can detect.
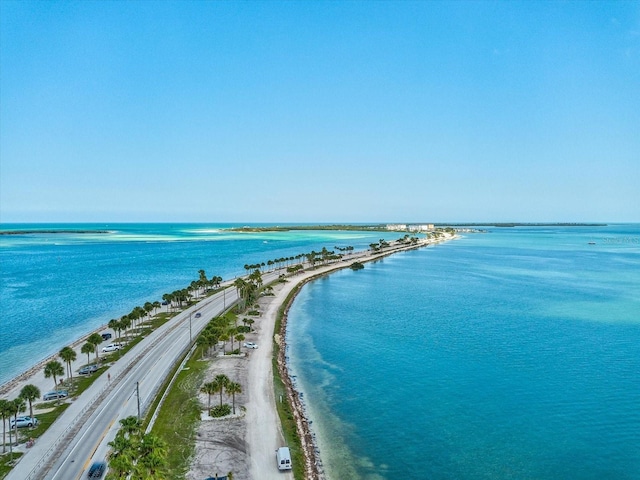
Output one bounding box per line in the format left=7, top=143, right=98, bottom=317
left=1, top=1, right=638, bottom=223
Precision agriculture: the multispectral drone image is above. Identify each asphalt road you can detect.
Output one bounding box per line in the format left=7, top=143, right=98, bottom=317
left=8, top=286, right=238, bottom=480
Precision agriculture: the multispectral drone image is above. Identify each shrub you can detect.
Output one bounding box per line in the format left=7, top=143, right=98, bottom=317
left=210, top=404, right=232, bottom=417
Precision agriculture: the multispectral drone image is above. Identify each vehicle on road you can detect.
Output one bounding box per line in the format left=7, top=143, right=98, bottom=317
left=43, top=390, right=68, bottom=401
left=102, top=344, right=121, bottom=353
left=276, top=446, right=292, bottom=470
left=87, top=461, right=106, bottom=478
left=195, top=312, right=201, bottom=318
left=79, top=364, right=98, bottom=375
left=101, top=332, right=112, bottom=341
left=243, top=342, right=258, bottom=349
left=10, top=416, right=39, bottom=428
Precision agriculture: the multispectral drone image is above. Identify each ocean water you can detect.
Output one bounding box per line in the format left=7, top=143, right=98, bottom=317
left=0, top=223, right=403, bottom=386
left=287, top=225, right=640, bottom=480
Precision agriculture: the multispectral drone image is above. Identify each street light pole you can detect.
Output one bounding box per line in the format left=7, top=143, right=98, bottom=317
left=136, top=381, right=140, bottom=420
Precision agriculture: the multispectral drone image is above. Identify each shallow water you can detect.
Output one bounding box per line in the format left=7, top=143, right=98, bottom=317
left=287, top=225, right=640, bottom=479
left=0, top=223, right=402, bottom=385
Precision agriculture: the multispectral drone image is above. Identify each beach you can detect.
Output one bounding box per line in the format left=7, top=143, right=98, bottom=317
left=1, top=233, right=453, bottom=479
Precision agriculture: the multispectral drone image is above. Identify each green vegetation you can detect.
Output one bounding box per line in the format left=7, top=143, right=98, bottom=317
left=273, top=282, right=308, bottom=480
left=150, top=350, right=208, bottom=478
left=106, top=416, right=168, bottom=480
left=210, top=404, right=231, bottom=417
left=350, top=261, right=365, bottom=270
left=0, top=451, right=22, bottom=479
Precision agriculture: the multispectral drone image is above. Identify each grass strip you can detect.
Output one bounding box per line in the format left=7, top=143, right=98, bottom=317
left=149, top=350, right=208, bottom=479
left=273, top=280, right=307, bottom=480
left=0, top=452, right=23, bottom=480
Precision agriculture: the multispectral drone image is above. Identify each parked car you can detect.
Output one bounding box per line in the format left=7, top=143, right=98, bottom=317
left=243, top=342, right=258, bottom=349
left=276, top=446, right=292, bottom=470
left=101, top=332, right=112, bottom=341
left=43, top=390, right=68, bottom=401
left=10, top=416, right=38, bottom=428
left=102, top=344, right=121, bottom=353
left=79, top=364, right=98, bottom=375
left=87, top=461, right=106, bottom=478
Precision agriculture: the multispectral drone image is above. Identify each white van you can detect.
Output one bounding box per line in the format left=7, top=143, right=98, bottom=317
left=276, top=446, right=292, bottom=471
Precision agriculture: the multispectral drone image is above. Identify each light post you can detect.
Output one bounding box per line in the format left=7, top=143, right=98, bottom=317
left=136, top=381, right=141, bottom=420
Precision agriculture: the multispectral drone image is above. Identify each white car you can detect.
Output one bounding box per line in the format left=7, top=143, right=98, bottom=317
left=243, top=342, right=258, bottom=349
left=102, top=344, right=121, bottom=353
left=10, top=416, right=38, bottom=428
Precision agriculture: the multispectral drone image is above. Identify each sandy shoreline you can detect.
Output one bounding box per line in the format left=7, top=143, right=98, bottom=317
left=0, top=323, right=109, bottom=397
left=2, top=234, right=455, bottom=479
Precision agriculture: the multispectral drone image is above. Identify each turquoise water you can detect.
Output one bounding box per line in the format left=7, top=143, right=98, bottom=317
left=0, top=223, right=402, bottom=385
left=287, top=225, right=640, bottom=479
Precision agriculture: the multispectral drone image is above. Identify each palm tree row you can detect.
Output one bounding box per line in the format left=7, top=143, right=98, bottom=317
left=200, top=374, right=243, bottom=415
left=0, top=383, right=40, bottom=454
left=196, top=315, right=249, bottom=357
left=107, top=416, right=168, bottom=479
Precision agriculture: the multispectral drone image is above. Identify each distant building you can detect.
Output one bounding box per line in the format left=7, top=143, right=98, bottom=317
left=386, top=223, right=434, bottom=232
left=386, top=224, right=407, bottom=231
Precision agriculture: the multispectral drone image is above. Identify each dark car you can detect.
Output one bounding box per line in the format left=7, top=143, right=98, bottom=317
left=101, top=332, right=112, bottom=341
left=87, top=461, right=106, bottom=478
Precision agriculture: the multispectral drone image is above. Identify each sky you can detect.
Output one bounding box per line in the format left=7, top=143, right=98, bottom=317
left=1, top=1, right=638, bottom=224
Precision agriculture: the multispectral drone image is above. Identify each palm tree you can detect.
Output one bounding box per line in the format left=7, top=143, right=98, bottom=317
left=108, top=431, right=136, bottom=477
left=59, top=346, right=77, bottom=381
left=44, top=360, right=65, bottom=390
left=219, top=333, right=229, bottom=353
left=138, top=433, right=168, bottom=477
left=200, top=382, right=216, bottom=414
left=87, top=332, right=104, bottom=361
left=108, top=318, right=121, bottom=341
left=81, top=342, right=94, bottom=365
left=213, top=374, right=230, bottom=407
left=229, top=327, right=237, bottom=352
left=120, top=415, right=142, bottom=436
left=19, top=384, right=40, bottom=419
left=196, top=335, right=209, bottom=359
left=236, top=333, right=245, bottom=352
left=120, top=315, right=132, bottom=340
left=162, top=293, right=173, bottom=311
left=225, top=381, right=242, bottom=414
left=143, top=302, right=154, bottom=322
left=11, top=398, right=26, bottom=445
left=0, top=399, right=12, bottom=453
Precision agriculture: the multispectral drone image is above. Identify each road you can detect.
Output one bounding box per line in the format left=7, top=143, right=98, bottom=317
left=8, top=286, right=238, bottom=480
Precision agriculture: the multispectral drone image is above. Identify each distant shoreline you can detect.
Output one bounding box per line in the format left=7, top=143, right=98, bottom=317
left=0, top=230, right=111, bottom=235
left=226, top=223, right=607, bottom=233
